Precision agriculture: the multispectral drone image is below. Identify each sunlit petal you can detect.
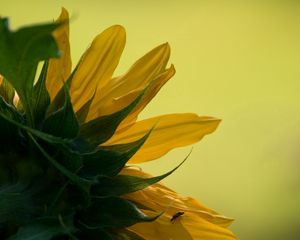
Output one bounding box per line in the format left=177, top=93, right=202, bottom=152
left=104, top=113, right=220, bottom=163
left=86, top=43, right=170, bottom=120
left=129, top=213, right=236, bottom=240
left=119, top=65, right=175, bottom=129
left=122, top=168, right=236, bottom=239
left=46, top=7, right=71, bottom=100
left=70, top=25, right=126, bottom=112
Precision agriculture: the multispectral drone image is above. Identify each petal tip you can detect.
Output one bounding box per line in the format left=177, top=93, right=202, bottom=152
left=108, top=24, right=126, bottom=35
left=59, top=7, right=69, bottom=20
left=162, top=42, right=171, bottom=52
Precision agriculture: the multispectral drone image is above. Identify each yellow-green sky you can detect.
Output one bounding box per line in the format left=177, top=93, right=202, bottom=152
left=1, top=1, right=300, bottom=239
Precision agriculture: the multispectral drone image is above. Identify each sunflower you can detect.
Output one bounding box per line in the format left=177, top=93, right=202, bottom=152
left=0, top=8, right=237, bottom=240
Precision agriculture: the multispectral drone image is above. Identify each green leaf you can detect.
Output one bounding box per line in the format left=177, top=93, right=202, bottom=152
left=92, top=153, right=189, bottom=197
left=0, top=77, right=15, bottom=105
left=80, top=132, right=149, bottom=178
left=8, top=216, right=75, bottom=240
left=79, top=92, right=144, bottom=146
left=43, top=83, right=79, bottom=139
left=0, top=18, right=60, bottom=125
left=32, top=60, right=50, bottom=127
left=79, top=197, right=160, bottom=229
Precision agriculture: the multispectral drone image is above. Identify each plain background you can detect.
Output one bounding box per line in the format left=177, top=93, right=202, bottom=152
left=1, top=1, right=300, bottom=239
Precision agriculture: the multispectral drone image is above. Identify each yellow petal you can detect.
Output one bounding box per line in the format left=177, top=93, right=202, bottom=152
left=122, top=168, right=233, bottom=227
left=123, top=168, right=236, bottom=239
left=181, top=212, right=237, bottom=239
left=129, top=213, right=237, bottom=240
left=103, top=113, right=221, bottom=163
left=46, top=7, right=72, bottom=100
left=85, top=43, right=170, bottom=121
left=119, top=65, right=175, bottom=129
left=70, top=25, right=126, bottom=112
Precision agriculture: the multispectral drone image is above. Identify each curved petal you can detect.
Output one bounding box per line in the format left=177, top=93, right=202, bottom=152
left=103, top=113, right=221, bottom=163
left=46, top=7, right=72, bottom=100
left=70, top=25, right=126, bottom=112
left=119, top=64, right=175, bottom=129
left=182, top=212, right=237, bottom=239
left=86, top=43, right=170, bottom=121
left=123, top=168, right=236, bottom=240
left=129, top=213, right=237, bottom=240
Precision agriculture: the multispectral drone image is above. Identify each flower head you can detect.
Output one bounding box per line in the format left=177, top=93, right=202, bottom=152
left=0, top=8, right=237, bottom=239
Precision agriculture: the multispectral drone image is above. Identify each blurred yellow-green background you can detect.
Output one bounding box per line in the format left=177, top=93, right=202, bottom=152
left=1, top=0, right=300, bottom=239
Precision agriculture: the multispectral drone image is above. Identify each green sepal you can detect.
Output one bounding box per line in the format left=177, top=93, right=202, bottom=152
left=7, top=215, right=75, bottom=240
left=28, top=133, right=91, bottom=193
left=0, top=18, right=60, bottom=125
left=42, top=83, right=79, bottom=139
left=59, top=147, right=83, bottom=173
left=47, top=63, right=78, bottom=115
left=80, top=132, right=149, bottom=178
left=0, top=108, right=83, bottom=175
left=0, top=108, right=72, bottom=146
left=32, top=60, right=51, bottom=127
left=128, top=200, right=155, bottom=212
left=0, top=95, right=23, bottom=123
left=79, top=197, right=160, bottom=229
left=79, top=92, right=144, bottom=146
left=0, top=77, right=15, bottom=105
left=92, top=155, right=188, bottom=197
left=76, top=91, right=95, bottom=124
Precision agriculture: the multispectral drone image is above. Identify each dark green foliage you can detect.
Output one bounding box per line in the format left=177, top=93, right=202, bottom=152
left=78, top=197, right=160, bottom=229
left=0, top=96, right=24, bottom=153
left=79, top=132, right=150, bottom=178
left=92, top=155, right=187, bottom=197
left=0, top=18, right=60, bottom=126
left=7, top=216, right=75, bottom=240
left=42, top=84, right=79, bottom=139
left=32, top=60, right=51, bottom=127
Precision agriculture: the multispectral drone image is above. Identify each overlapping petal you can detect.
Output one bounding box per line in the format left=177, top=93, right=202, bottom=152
left=70, top=25, right=126, bottom=112
left=122, top=168, right=236, bottom=239
left=104, top=113, right=221, bottom=163
left=46, top=7, right=72, bottom=101
left=85, top=43, right=170, bottom=120
left=118, top=64, right=175, bottom=129
left=129, top=212, right=236, bottom=240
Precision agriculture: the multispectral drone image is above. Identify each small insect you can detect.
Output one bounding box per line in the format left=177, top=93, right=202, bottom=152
left=170, top=211, right=184, bottom=223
